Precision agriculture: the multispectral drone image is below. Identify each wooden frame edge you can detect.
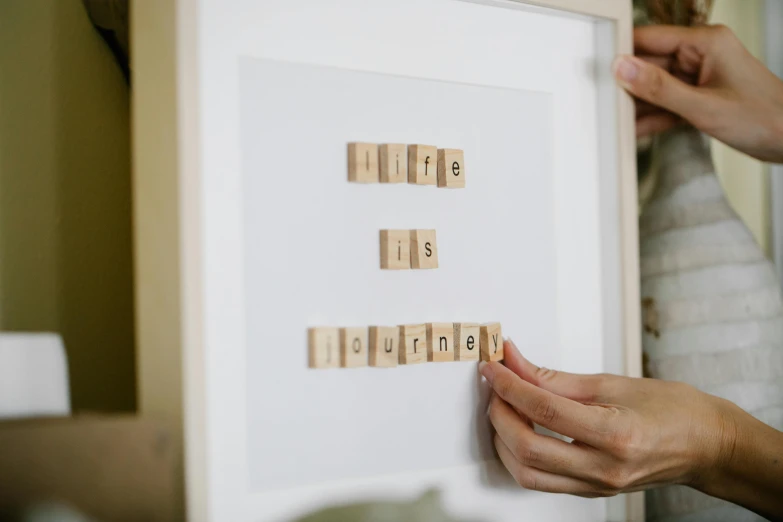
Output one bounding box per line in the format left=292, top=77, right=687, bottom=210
left=131, top=0, right=208, bottom=520
left=177, top=0, right=209, bottom=520
left=615, top=8, right=646, bottom=522
left=523, top=0, right=643, bottom=519
left=519, top=0, right=630, bottom=19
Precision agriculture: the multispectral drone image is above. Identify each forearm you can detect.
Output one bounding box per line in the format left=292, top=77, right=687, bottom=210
left=698, top=398, right=783, bottom=520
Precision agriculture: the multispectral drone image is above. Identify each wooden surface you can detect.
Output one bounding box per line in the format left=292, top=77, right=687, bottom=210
left=410, top=229, right=439, bottom=269
left=606, top=0, right=645, bottom=516
left=369, top=326, right=400, bottom=367
left=308, top=327, right=340, bottom=369
left=379, top=143, right=408, bottom=183
left=454, top=323, right=480, bottom=361
left=480, top=323, right=504, bottom=362
left=0, top=415, right=174, bottom=522
left=380, top=229, right=412, bottom=270
left=131, top=0, right=190, bottom=518
left=427, top=323, right=456, bottom=362
left=437, top=148, right=466, bottom=188
left=407, top=144, right=438, bottom=185
left=399, top=324, right=428, bottom=365
left=340, top=327, right=369, bottom=368
left=348, top=142, right=380, bottom=183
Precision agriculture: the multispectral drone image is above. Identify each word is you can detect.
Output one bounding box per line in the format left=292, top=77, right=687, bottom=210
left=348, top=143, right=465, bottom=188
left=380, top=229, right=438, bottom=270
left=308, top=322, right=502, bottom=369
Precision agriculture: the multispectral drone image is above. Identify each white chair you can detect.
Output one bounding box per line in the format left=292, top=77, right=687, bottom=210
left=0, top=333, right=70, bottom=419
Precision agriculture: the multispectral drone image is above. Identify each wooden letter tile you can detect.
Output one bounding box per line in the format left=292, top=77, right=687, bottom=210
left=410, top=229, right=438, bottom=269
left=369, top=326, right=399, bottom=367
left=437, top=148, right=465, bottom=188
left=407, top=144, right=438, bottom=185
left=480, top=323, right=503, bottom=362
left=347, top=142, right=379, bottom=183
left=308, top=327, right=340, bottom=368
left=379, top=144, right=407, bottom=183
left=380, top=230, right=411, bottom=270
left=340, top=327, right=368, bottom=368
left=427, top=323, right=455, bottom=362
left=399, top=324, right=427, bottom=365
left=454, top=323, right=480, bottom=361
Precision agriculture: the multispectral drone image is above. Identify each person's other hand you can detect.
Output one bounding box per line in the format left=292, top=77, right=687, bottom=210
left=613, top=24, right=783, bottom=163
left=480, top=339, right=739, bottom=497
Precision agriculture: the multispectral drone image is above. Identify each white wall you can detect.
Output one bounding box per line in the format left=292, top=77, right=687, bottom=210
left=0, top=0, right=135, bottom=412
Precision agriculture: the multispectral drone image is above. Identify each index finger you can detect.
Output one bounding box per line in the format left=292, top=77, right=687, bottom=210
left=480, top=361, right=613, bottom=447
left=634, top=25, right=713, bottom=56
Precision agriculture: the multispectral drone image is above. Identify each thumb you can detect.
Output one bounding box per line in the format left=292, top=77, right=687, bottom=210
left=503, top=339, right=605, bottom=404
left=612, top=55, right=706, bottom=123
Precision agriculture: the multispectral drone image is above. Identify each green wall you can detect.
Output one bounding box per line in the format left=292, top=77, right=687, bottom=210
left=0, top=0, right=135, bottom=412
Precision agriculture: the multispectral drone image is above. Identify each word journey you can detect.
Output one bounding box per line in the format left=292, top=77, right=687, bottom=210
left=309, top=323, right=503, bottom=368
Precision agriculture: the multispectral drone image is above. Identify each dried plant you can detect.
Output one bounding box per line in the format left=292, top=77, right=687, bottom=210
left=633, top=0, right=714, bottom=27
left=633, top=0, right=715, bottom=208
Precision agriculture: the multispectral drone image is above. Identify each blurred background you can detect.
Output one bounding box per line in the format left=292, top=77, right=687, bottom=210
left=2, top=0, right=781, bottom=417
left=0, top=1, right=782, bottom=521
left=0, top=0, right=134, bottom=414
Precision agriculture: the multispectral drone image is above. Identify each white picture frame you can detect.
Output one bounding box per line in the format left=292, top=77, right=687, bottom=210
left=131, top=0, right=642, bottom=520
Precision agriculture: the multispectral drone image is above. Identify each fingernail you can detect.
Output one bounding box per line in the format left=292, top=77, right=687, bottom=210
left=479, top=361, right=494, bottom=383
left=613, top=56, right=639, bottom=84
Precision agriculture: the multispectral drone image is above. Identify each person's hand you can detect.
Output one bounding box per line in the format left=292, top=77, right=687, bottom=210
left=480, top=339, right=737, bottom=497
left=612, top=24, right=783, bottom=163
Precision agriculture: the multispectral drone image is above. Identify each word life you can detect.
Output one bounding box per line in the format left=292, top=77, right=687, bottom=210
left=308, top=323, right=502, bottom=368
left=380, top=229, right=438, bottom=270
left=348, top=143, right=465, bottom=188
